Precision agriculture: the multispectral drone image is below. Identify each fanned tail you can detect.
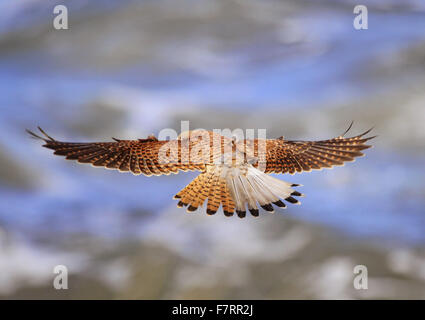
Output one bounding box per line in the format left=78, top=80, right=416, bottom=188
left=226, top=165, right=302, bottom=217
left=173, top=166, right=230, bottom=215
left=173, top=164, right=303, bottom=218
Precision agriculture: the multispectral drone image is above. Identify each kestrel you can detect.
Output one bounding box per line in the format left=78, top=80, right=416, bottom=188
left=27, top=123, right=374, bottom=218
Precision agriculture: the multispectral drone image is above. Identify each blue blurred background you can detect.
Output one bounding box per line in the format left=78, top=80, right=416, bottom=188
left=0, top=0, right=424, bottom=299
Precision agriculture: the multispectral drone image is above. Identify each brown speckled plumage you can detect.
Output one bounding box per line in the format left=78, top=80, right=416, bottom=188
left=27, top=123, right=375, bottom=218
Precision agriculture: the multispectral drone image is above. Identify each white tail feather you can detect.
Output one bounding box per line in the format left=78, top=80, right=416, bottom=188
left=224, top=164, right=298, bottom=212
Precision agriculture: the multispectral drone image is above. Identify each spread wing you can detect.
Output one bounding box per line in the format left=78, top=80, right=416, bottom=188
left=27, top=127, right=209, bottom=176
left=244, top=124, right=376, bottom=174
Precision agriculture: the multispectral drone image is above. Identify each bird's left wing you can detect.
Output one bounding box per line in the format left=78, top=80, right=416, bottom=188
left=27, top=127, right=206, bottom=176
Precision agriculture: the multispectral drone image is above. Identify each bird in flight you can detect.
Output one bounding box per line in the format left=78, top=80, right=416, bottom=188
left=27, top=123, right=374, bottom=218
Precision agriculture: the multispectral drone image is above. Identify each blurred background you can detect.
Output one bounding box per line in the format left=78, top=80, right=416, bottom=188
left=0, top=0, right=425, bottom=299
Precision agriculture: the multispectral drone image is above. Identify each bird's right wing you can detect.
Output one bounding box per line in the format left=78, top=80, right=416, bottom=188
left=242, top=124, right=376, bottom=174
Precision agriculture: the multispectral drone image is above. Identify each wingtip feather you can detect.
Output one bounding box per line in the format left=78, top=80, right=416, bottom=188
left=37, top=126, right=55, bottom=141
